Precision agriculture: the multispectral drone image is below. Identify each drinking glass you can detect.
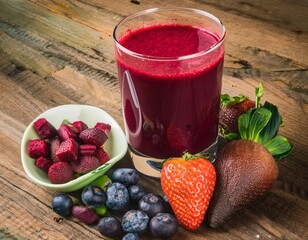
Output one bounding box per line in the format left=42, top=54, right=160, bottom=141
left=113, top=7, right=225, bottom=177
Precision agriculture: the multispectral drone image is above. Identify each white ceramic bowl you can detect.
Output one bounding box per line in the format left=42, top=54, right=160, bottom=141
left=21, top=104, right=128, bottom=192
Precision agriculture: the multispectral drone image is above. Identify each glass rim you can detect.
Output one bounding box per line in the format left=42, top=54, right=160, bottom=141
left=113, top=7, right=226, bottom=61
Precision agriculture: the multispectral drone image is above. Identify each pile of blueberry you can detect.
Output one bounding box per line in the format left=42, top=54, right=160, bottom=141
left=51, top=168, right=178, bottom=239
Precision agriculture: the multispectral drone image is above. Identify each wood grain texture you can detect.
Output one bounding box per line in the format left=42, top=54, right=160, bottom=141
left=0, top=0, right=307, bottom=239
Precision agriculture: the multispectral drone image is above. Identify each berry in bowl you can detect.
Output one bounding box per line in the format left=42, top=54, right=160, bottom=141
left=21, top=104, right=128, bottom=192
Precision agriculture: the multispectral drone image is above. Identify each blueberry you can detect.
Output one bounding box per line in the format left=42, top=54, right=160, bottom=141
left=149, top=213, right=178, bottom=239
left=81, top=185, right=106, bottom=208
left=121, top=210, right=149, bottom=233
left=111, top=168, right=139, bottom=186
left=98, top=216, right=122, bottom=237
left=122, top=233, right=139, bottom=240
left=128, top=184, right=147, bottom=202
left=106, top=182, right=129, bottom=211
left=138, top=193, right=164, bottom=218
left=51, top=194, right=73, bottom=217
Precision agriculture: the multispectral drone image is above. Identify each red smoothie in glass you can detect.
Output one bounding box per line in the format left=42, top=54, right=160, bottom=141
left=116, top=24, right=224, bottom=159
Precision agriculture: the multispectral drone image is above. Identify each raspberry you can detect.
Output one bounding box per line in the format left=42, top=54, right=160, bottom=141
left=48, top=162, right=74, bottom=184
left=94, top=122, right=111, bottom=135
left=35, top=156, right=52, bottom=173
left=28, top=139, right=49, bottom=159
left=96, top=147, right=110, bottom=165
left=33, top=118, right=57, bottom=139
left=71, top=155, right=100, bottom=174
left=79, top=144, right=97, bottom=156
left=79, top=128, right=108, bottom=147
left=56, top=138, right=79, bottom=162
left=58, top=124, right=78, bottom=141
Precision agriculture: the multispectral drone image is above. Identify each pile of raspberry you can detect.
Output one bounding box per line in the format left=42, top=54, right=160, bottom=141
left=27, top=118, right=111, bottom=184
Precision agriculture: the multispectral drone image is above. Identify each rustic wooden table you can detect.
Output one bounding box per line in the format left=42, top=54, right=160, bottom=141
left=0, top=0, right=307, bottom=239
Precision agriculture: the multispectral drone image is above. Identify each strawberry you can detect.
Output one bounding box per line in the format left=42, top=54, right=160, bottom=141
left=160, top=153, right=216, bottom=230
left=33, top=118, right=57, bottom=139
left=206, top=84, right=293, bottom=227
left=79, top=128, right=108, bottom=147
left=219, top=98, right=255, bottom=134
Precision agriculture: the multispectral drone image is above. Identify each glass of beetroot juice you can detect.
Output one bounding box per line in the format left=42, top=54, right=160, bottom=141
left=113, top=8, right=225, bottom=177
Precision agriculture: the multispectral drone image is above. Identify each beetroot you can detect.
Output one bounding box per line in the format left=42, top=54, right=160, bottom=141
left=48, top=162, right=74, bottom=184
left=28, top=139, right=49, bottom=159
left=33, top=118, right=57, bottom=139
left=35, top=156, right=52, bottom=173
left=71, top=156, right=100, bottom=174
left=58, top=124, right=78, bottom=141
left=72, top=205, right=99, bottom=225
left=56, top=138, right=79, bottom=162
left=79, top=128, right=108, bottom=147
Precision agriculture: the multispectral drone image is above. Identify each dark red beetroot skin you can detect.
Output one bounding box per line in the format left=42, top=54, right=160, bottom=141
left=56, top=138, right=79, bottom=162
left=79, top=128, right=108, bottom=147
left=48, top=162, right=74, bottom=184
left=33, top=118, right=58, bottom=139
left=28, top=139, right=49, bottom=159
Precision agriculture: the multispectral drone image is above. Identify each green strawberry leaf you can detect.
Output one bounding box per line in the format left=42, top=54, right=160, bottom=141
left=220, top=94, right=248, bottom=108
left=258, top=101, right=281, bottom=144
left=238, top=108, right=255, bottom=140
left=238, top=108, right=272, bottom=142
left=264, top=136, right=294, bottom=160
left=219, top=126, right=240, bottom=140
left=62, top=119, right=72, bottom=125
left=255, top=83, right=264, bottom=108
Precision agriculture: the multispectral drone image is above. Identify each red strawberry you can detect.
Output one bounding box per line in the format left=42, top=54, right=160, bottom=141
left=161, top=153, right=216, bottom=230
left=96, top=147, right=110, bottom=165
left=48, top=162, right=74, bottom=184
left=58, top=123, right=79, bottom=141
left=50, top=137, right=61, bottom=162
left=79, top=144, right=97, bottom=156
left=35, top=156, right=52, bottom=173
left=79, top=128, right=108, bottom=147
left=56, top=138, right=79, bottom=162
left=71, top=155, right=100, bottom=174
left=72, top=121, right=88, bottom=133
left=33, top=118, right=57, bottom=139
left=28, top=139, right=49, bottom=159
left=94, top=122, right=111, bottom=135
